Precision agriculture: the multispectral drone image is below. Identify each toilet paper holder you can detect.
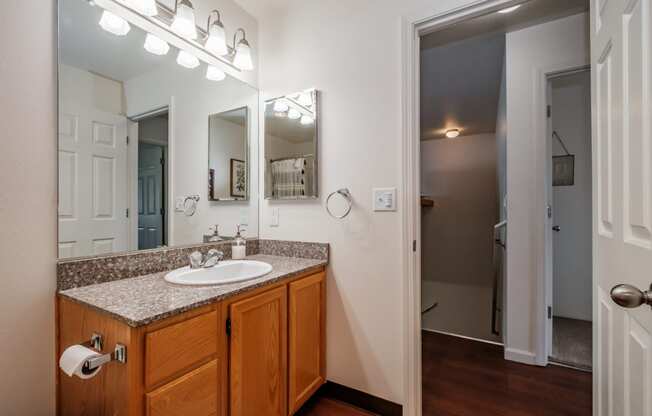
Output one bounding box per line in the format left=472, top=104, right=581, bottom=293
left=81, top=333, right=127, bottom=373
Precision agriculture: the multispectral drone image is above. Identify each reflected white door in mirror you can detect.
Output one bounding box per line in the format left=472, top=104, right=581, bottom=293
left=57, top=0, right=259, bottom=260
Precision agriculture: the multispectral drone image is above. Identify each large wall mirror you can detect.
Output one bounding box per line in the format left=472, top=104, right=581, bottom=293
left=57, top=0, right=258, bottom=259
left=264, top=89, right=319, bottom=199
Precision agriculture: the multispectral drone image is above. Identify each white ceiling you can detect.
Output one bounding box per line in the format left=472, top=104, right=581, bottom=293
left=420, top=0, right=589, bottom=140
left=421, top=32, right=505, bottom=141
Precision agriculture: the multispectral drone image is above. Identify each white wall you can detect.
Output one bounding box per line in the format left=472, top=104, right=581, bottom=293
left=0, top=0, right=57, bottom=414
left=245, top=0, right=493, bottom=404
left=125, top=68, right=259, bottom=242
left=551, top=71, right=592, bottom=322
left=505, top=12, right=589, bottom=363
left=421, top=133, right=499, bottom=342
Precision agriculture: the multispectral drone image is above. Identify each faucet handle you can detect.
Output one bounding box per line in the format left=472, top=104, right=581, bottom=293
left=189, top=251, right=204, bottom=269
left=210, top=224, right=220, bottom=236
left=202, top=249, right=224, bottom=268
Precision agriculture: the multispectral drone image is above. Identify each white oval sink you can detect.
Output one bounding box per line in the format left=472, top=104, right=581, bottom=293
left=164, top=260, right=273, bottom=286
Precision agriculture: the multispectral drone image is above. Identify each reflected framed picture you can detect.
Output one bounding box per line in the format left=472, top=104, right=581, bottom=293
left=553, top=155, right=575, bottom=186
left=230, top=159, right=246, bottom=198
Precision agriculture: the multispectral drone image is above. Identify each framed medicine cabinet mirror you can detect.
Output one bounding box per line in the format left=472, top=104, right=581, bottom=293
left=57, top=0, right=259, bottom=259
left=264, top=89, right=319, bottom=200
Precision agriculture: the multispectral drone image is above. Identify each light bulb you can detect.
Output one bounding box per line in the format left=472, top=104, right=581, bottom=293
left=206, top=65, right=226, bottom=81
left=99, top=10, right=131, bottom=36
left=288, top=108, right=301, bottom=120
left=300, top=115, right=314, bottom=125
left=498, top=5, right=521, bottom=14
left=445, top=129, right=460, bottom=139
left=176, top=50, right=199, bottom=69
left=233, top=39, right=254, bottom=71
left=144, top=34, right=169, bottom=55
left=131, top=0, right=158, bottom=16
left=171, top=0, right=198, bottom=40
left=205, top=22, right=228, bottom=56
left=297, top=93, right=313, bottom=107
left=273, top=101, right=289, bottom=113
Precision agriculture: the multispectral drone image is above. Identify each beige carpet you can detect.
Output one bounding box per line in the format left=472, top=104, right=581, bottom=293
left=550, top=316, right=592, bottom=371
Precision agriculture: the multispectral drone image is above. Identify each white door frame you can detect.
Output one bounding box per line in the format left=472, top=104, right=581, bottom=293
left=400, top=1, right=528, bottom=415
left=543, top=66, right=591, bottom=362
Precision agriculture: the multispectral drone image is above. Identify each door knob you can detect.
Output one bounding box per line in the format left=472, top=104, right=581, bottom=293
left=610, top=284, right=652, bottom=309
left=552, top=225, right=561, bottom=232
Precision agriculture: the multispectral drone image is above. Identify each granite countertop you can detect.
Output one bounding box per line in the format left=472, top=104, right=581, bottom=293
left=58, top=254, right=327, bottom=327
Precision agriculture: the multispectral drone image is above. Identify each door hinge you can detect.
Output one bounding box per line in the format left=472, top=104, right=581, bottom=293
left=226, top=318, right=231, bottom=336
left=413, top=240, right=417, bottom=252
left=547, top=205, right=552, bottom=219
left=160, top=208, right=165, bottom=215
left=547, top=306, right=552, bottom=319
left=547, top=105, right=551, bottom=118
left=160, top=157, right=165, bottom=165
left=126, top=208, right=129, bottom=218
left=126, top=136, right=130, bottom=145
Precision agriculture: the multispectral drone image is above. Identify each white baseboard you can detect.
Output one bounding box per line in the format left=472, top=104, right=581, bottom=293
left=423, top=328, right=504, bottom=347
left=504, top=347, right=537, bottom=365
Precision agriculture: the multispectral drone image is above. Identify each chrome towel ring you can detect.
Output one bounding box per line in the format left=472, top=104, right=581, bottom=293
left=326, top=188, right=352, bottom=219
left=184, top=195, right=200, bottom=216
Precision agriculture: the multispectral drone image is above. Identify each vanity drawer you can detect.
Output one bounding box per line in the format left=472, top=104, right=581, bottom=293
left=146, top=359, right=219, bottom=416
left=145, top=310, right=218, bottom=389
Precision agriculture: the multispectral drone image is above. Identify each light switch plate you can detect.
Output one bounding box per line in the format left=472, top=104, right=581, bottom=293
left=373, top=188, right=397, bottom=211
left=270, top=207, right=280, bottom=227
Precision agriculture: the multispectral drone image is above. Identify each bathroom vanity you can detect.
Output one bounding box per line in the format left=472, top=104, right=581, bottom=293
left=57, top=241, right=328, bottom=416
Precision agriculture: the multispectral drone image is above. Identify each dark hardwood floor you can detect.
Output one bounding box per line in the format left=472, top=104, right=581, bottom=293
left=422, top=331, right=593, bottom=416
left=298, top=331, right=592, bottom=416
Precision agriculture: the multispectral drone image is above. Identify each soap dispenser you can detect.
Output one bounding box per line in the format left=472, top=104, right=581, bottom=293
left=232, top=225, right=247, bottom=260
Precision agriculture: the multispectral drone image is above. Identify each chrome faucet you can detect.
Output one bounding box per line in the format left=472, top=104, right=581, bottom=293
left=189, top=249, right=224, bottom=269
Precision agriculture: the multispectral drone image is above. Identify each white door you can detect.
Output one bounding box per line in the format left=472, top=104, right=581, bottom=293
left=58, top=107, right=128, bottom=258
left=592, top=0, right=652, bottom=415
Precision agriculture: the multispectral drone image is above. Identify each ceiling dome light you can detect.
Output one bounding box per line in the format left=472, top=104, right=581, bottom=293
left=300, top=115, right=314, bottom=125
left=297, top=93, right=313, bottom=107
left=206, top=65, right=226, bottom=81
left=171, top=0, right=198, bottom=40
left=99, top=10, right=131, bottom=36
left=131, top=0, right=158, bottom=16
left=288, top=108, right=301, bottom=120
left=445, top=129, right=461, bottom=139
left=498, top=4, right=522, bottom=14
left=144, top=33, right=169, bottom=55
left=205, top=11, right=228, bottom=56
left=232, top=29, right=254, bottom=71
left=273, top=101, right=289, bottom=113
left=176, top=50, right=200, bottom=69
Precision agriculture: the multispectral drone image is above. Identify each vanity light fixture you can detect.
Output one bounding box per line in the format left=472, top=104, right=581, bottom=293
left=99, top=10, right=131, bottom=36
left=204, top=10, right=228, bottom=56
left=300, top=115, right=314, bottom=125
left=130, top=0, right=158, bottom=16
left=498, top=4, right=522, bottom=13
left=176, top=50, right=200, bottom=69
left=144, top=33, right=170, bottom=55
left=171, top=0, right=198, bottom=40
left=445, top=129, right=461, bottom=139
left=297, top=93, right=313, bottom=107
left=206, top=65, right=226, bottom=81
left=231, top=28, right=254, bottom=71
left=273, top=100, right=290, bottom=113
left=287, top=108, right=301, bottom=120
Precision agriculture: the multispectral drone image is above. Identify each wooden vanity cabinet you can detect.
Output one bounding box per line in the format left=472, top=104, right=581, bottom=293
left=57, top=268, right=325, bottom=416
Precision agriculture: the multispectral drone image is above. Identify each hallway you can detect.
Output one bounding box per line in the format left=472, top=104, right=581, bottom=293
left=422, top=331, right=592, bottom=415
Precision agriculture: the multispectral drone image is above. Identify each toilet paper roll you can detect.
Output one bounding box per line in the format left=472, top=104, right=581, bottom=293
left=59, top=345, right=103, bottom=379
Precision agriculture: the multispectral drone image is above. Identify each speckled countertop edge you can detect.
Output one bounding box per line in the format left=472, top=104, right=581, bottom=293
left=58, top=254, right=327, bottom=327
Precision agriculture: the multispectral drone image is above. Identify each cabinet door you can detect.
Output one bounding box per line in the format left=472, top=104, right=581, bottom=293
left=288, top=272, right=326, bottom=414
left=146, top=360, right=219, bottom=416
left=230, top=286, right=287, bottom=416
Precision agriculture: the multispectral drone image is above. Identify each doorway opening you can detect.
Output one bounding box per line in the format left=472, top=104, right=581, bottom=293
left=416, top=0, right=593, bottom=414
left=546, top=69, right=593, bottom=371
left=129, top=109, right=170, bottom=251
